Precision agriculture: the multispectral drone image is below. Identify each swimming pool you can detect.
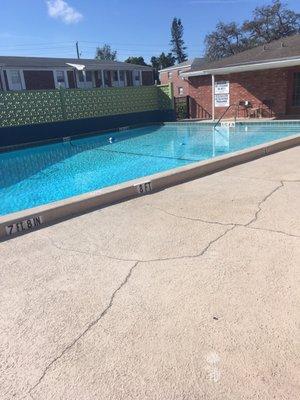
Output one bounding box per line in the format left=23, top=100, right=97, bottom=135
left=0, top=122, right=299, bottom=216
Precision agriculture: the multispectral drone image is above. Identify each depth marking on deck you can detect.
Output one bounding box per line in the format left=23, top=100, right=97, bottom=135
left=5, top=216, right=43, bottom=236
left=135, top=181, right=153, bottom=195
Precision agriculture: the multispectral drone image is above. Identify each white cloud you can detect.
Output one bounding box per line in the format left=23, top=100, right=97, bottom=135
left=46, top=0, right=83, bottom=24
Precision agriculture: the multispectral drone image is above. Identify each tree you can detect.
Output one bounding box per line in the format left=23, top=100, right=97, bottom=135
left=170, top=18, right=188, bottom=63
left=124, top=56, right=148, bottom=66
left=150, top=52, right=176, bottom=70
left=151, top=52, right=176, bottom=82
left=243, top=0, right=300, bottom=44
left=205, top=0, right=300, bottom=60
left=205, top=22, right=250, bottom=60
left=95, top=44, right=117, bottom=61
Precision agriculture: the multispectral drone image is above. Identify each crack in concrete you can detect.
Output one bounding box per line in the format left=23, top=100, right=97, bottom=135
left=28, top=261, right=139, bottom=399
left=48, top=235, right=141, bottom=263
left=47, top=177, right=299, bottom=267
left=151, top=207, right=233, bottom=227
left=246, top=225, right=300, bottom=238
left=28, top=224, right=236, bottom=397
left=153, top=204, right=299, bottom=239
left=245, top=181, right=284, bottom=227
left=24, top=177, right=299, bottom=398
left=48, top=224, right=235, bottom=264
left=152, top=180, right=299, bottom=238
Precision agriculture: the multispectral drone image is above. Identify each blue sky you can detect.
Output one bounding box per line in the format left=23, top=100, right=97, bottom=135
left=1, top=0, right=300, bottom=61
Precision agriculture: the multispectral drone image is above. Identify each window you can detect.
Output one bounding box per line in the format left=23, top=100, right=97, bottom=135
left=133, top=70, right=140, bottom=84
left=103, top=70, right=111, bottom=86
left=56, top=70, right=65, bottom=83
left=292, top=72, right=300, bottom=106
left=55, top=70, right=67, bottom=89
left=119, top=70, right=125, bottom=82
left=126, top=71, right=133, bottom=86
left=168, top=71, right=173, bottom=79
left=11, top=70, right=22, bottom=85
left=178, top=70, right=184, bottom=80
left=85, top=71, right=92, bottom=82
left=111, top=71, right=119, bottom=87
left=112, top=71, right=118, bottom=82
left=119, top=70, right=125, bottom=87
left=96, top=71, right=103, bottom=87
left=178, top=87, right=184, bottom=96
left=8, top=70, right=24, bottom=90
left=78, top=71, right=84, bottom=82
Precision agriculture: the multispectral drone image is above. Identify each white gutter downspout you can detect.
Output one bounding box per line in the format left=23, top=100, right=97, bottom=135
left=212, top=74, right=215, bottom=121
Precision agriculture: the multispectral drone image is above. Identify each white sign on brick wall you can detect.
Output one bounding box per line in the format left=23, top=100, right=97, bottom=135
left=215, top=93, right=230, bottom=107
left=215, top=81, right=229, bottom=94
left=214, top=81, right=230, bottom=107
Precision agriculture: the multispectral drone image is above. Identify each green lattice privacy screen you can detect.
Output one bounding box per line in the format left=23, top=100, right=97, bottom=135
left=0, top=84, right=173, bottom=128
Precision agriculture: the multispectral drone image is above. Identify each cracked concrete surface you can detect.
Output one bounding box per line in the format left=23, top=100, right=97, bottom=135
left=0, top=146, right=299, bottom=400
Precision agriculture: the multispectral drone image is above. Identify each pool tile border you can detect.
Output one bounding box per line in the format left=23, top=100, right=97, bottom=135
left=165, top=120, right=300, bottom=126
left=0, top=122, right=163, bottom=153
left=0, top=134, right=299, bottom=241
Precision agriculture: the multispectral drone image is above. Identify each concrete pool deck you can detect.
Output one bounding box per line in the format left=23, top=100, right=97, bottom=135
left=0, top=146, right=299, bottom=399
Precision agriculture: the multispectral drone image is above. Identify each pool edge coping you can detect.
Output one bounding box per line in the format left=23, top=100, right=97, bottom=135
left=1, top=134, right=299, bottom=241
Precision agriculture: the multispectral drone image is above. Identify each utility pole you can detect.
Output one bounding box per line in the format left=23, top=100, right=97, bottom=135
left=76, top=41, right=80, bottom=59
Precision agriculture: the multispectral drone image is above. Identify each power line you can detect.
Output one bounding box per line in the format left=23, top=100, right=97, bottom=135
left=0, top=40, right=204, bottom=51
left=0, top=40, right=204, bottom=59
left=0, top=41, right=75, bottom=48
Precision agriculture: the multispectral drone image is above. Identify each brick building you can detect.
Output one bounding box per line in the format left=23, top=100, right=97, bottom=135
left=162, top=35, right=300, bottom=120
left=159, top=58, right=206, bottom=97
left=0, top=56, right=154, bottom=91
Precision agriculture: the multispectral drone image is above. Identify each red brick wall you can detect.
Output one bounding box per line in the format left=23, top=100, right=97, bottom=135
left=160, top=68, right=190, bottom=97
left=188, top=75, right=213, bottom=119
left=23, top=70, right=55, bottom=90
left=188, top=67, right=293, bottom=119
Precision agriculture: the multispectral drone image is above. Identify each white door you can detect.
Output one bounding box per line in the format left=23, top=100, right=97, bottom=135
left=133, top=70, right=141, bottom=86
left=119, top=70, right=126, bottom=87
left=55, top=70, right=68, bottom=89
left=111, top=70, right=119, bottom=87
left=7, top=70, right=24, bottom=91
left=76, top=70, right=93, bottom=89
left=76, top=70, right=85, bottom=89
left=84, top=71, right=93, bottom=89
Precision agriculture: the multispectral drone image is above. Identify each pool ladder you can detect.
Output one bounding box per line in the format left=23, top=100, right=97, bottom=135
left=213, top=103, right=238, bottom=129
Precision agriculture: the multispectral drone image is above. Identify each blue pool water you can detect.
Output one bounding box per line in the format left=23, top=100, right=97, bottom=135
left=0, top=122, right=299, bottom=215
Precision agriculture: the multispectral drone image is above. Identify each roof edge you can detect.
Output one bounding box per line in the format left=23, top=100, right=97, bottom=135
left=181, top=56, right=300, bottom=77
left=0, top=55, right=153, bottom=70
left=159, top=64, right=191, bottom=73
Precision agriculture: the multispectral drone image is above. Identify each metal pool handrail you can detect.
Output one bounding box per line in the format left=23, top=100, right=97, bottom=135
left=213, top=103, right=237, bottom=129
